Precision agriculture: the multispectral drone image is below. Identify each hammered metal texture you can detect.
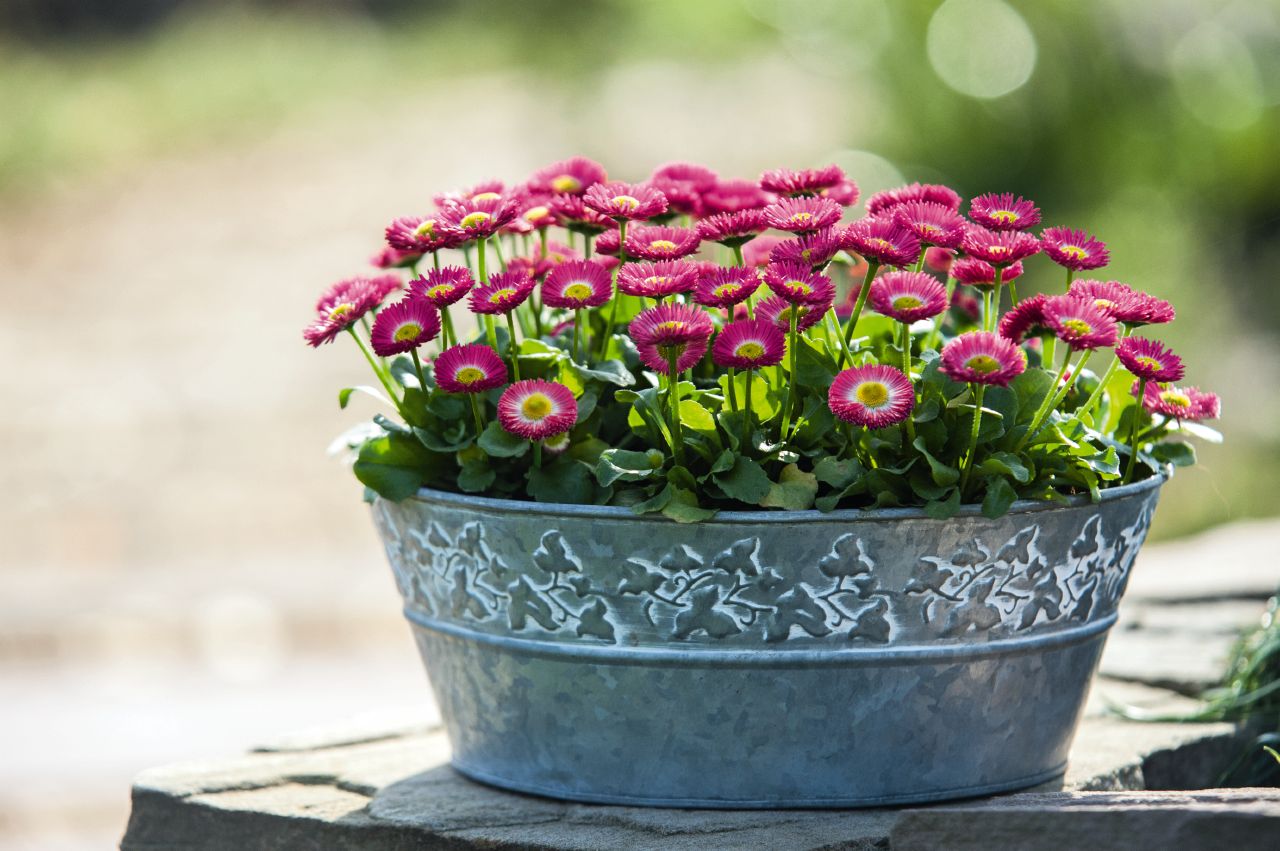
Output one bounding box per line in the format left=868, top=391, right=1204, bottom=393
left=373, top=476, right=1163, bottom=808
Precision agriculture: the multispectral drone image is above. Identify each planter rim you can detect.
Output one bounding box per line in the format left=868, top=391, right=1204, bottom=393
left=406, top=467, right=1169, bottom=524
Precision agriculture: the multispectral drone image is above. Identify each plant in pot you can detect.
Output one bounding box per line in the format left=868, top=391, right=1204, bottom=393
left=304, top=159, right=1221, bottom=807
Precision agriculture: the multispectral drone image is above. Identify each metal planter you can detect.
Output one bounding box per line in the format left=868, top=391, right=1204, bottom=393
left=372, top=474, right=1163, bottom=808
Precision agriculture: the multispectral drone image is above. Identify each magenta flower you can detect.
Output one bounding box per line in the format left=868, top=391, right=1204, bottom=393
left=962, top=226, right=1041, bottom=267
left=924, top=246, right=955, bottom=274
left=549, top=193, right=615, bottom=235
left=841, top=218, right=922, bottom=267
left=822, top=179, right=861, bottom=207
left=892, top=201, right=967, bottom=249
left=617, top=260, right=700, bottom=299
left=369, top=297, right=441, bottom=357
left=651, top=161, right=719, bottom=192
left=624, top=224, right=701, bottom=260
left=628, top=303, right=714, bottom=374
left=829, top=364, right=915, bottom=428
left=759, top=165, right=847, bottom=197
left=469, top=270, right=537, bottom=315
left=1116, top=337, right=1185, bottom=383
left=869, top=271, right=948, bottom=323
left=712, top=319, right=787, bottom=369
left=433, top=180, right=505, bottom=207
left=969, top=193, right=1041, bottom=231
left=648, top=177, right=703, bottom=217
left=385, top=215, right=463, bottom=253
left=1068, top=280, right=1174, bottom=326
left=764, top=262, right=836, bottom=306
left=410, top=266, right=474, bottom=307
left=742, top=234, right=785, bottom=267
left=592, top=228, right=621, bottom=257
left=1041, top=227, right=1109, bottom=271
left=1042, top=295, right=1120, bottom=350
left=997, top=293, right=1053, bottom=344
left=940, top=331, right=1027, bottom=386
left=763, top=196, right=843, bottom=234
left=370, top=246, right=422, bottom=269
left=950, top=256, right=1025, bottom=287
left=866, top=183, right=962, bottom=216
left=769, top=228, right=843, bottom=269
left=756, top=294, right=829, bottom=334
left=702, top=179, right=774, bottom=215
left=1140, top=383, right=1220, bottom=421
left=694, top=266, right=761, bottom=308
left=696, top=209, right=767, bottom=247
left=437, top=194, right=520, bottom=241
left=542, top=260, right=613, bottom=309
left=498, top=379, right=578, bottom=440
left=434, top=343, right=508, bottom=394
left=527, top=157, right=607, bottom=196
left=583, top=181, right=668, bottom=221
left=506, top=194, right=558, bottom=234
left=304, top=278, right=382, bottom=346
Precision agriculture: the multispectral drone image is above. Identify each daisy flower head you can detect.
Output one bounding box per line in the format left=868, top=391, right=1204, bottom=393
left=648, top=176, right=703, bottom=217
left=763, top=196, right=844, bottom=234
left=529, top=240, right=584, bottom=278
left=712, top=319, right=787, bottom=369
left=305, top=278, right=381, bottom=347
left=1119, top=292, right=1175, bottom=326
left=1070, top=280, right=1175, bottom=327
left=950, top=256, right=1024, bottom=287
left=583, top=181, right=668, bottom=221
left=1042, top=295, right=1120, bottom=350
left=702, top=179, right=774, bottom=215
left=385, top=215, right=463, bottom=253
left=498, top=379, right=578, bottom=440
left=318, top=273, right=401, bottom=312
left=1041, top=227, right=1109, bottom=271
left=434, top=343, right=508, bottom=394
left=742, top=234, right=785, bottom=267
left=841, top=217, right=922, bottom=267
left=866, top=183, right=962, bottom=216
left=694, top=266, right=761, bottom=308
left=1068, top=279, right=1134, bottom=313
left=527, top=157, right=607, bottom=196
left=624, top=224, right=701, bottom=261
left=549, top=193, right=614, bottom=235
left=369, top=297, right=441, bottom=357
left=469, top=269, right=537, bottom=315
left=940, top=331, right=1027, bottom=386
left=925, top=246, right=955, bottom=274
left=370, top=246, right=422, bottom=269
left=410, top=266, right=475, bottom=307
left=1140, top=383, right=1220, bottom=421
left=759, top=165, right=847, bottom=197
left=961, top=226, right=1041, bottom=267
left=541, top=260, right=613, bottom=310
left=617, top=260, right=699, bottom=299
left=764, top=262, right=836, bottom=306
left=696, top=209, right=767, bottom=248
left=651, top=161, right=719, bottom=193
left=1116, top=337, right=1185, bottom=383
left=437, top=194, right=520, bottom=241
left=433, top=179, right=506, bottom=207
left=969, top=193, right=1041, bottom=232
left=998, top=293, right=1054, bottom=344
left=507, top=193, right=558, bottom=234
left=628, top=303, right=714, bottom=374
left=823, top=179, right=861, bottom=207
left=593, top=227, right=621, bottom=257
left=869, top=271, right=948, bottom=323
left=828, top=364, right=915, bottom=428
left=892, top=201, right=967, bottom=249
left=756, top=294, right=829, bottom=334
left=769, top=228, right=843, bottom=269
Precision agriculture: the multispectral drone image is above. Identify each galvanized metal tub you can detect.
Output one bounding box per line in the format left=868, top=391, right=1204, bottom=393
left=372, top=474, right=1164, bottom=808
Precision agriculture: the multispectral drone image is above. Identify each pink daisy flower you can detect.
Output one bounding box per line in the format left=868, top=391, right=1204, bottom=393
left=841, top=218, right=922, bottom=267
left=869, top=271, right=948, bottom=323
left=1140, top=383, right=1220, bottom=421
left=628, top=303, right=714, bottom=374
left=527, top=157, right=607, bottom=196
left=952, top=290, right=983, bottom=322
left=592, top=228, right=621, bottom=257
left=969, top=193, right=1041, bottom=231
left=763, top=196, right=844, bottom=234
left=304, top=279, right=381, bottom=347
left=370, top=246, right=422, bottom=269
left=648, top=177, right=703, bottom=217
left=1116, top=337, right=1185, bottom=383
left=369, top=297, right=441, bottom=357
left=702, top=179, right=774, bottom=215
left=469, top=270, right=537, bottom=315
left=742, top=234, right=786, bottom=267
left=385, top=215, right=461, bottom=253
left=950, top=256, right=1025, bottom=287
left=1041, top=227, right=1109, bottom=271
left=549, top=193, right=614, bottom=235
left=315, top=273, right=401, bottom=311
left=696, top=209, right=768, bottom=247
left=617, top=260, right=700, bottom=299
left=624, top=224, right=701, bottom=261
left=828, top=364, right=915, bottom=428
left=434, top=343, right=508, bottom=394
left=712, top=319, right=787, bottom=369
left=437, top=194, right=520, bottom=241
left=433, top=180, right=506, bottom=208
left=410, top=266, right=474, bottom=307
left=924, top=246, right=955, bottom=273
left=892, top=201, right=966, bottom=249
left=822, top=179, right=861, bottom=207
left=498, top=379, right=578, bottom=440
left=962, top=226, right=1041, bottom=267
left=506, top=194, right=558, bottom=234
left=756, top=294, right=829, bottom=334
left=759, top=165, right=847, bottom=197
left=651, top=161, right=719, bottom=193
left=866, top=183, right=962, bottom=216
left=694, top=266, right=761, bottom=308
left=764, top=262, right=836, bottom=306
left=997, top=293, right=1053, bottom=344
left=1069, top=280, right=1174, bottom=326
left=940, top=331, right=1027, bottom=386
left=583, top=181, right=668, bottom=221
left=1042, top=295, right=1120, bottom=350
left=541, top=260, right=613, bottom=310
left=769, top=228, right=843, bottom=269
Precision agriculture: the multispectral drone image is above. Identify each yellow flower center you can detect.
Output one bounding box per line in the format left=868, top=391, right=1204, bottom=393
left=610, top=194, right=640, bottom=211
left=1062, top=318, right=1092, bottom=336
left=648, top=239, right=678, bottom=253
left=734, top=341, right=765, bottom=359
left=1160, top=390, right=1191, bottom=408
left=789, top=212, right=814, bottom=225
left=455, top=366, right=486, bottom=385
left=867, top=237, right=892, bottom=251
left=892, top=295, right=923, bottom=310
left=1135, top=355, right=1162, bottom=371
left=785, top=280, right=812, bottom=294
left=918, top=224, right=940, bottom=236
left=489, top=288, right=517, bottom=304
left=991, top=210, right=1018, bottom=224
left=965, top=354, right=1001, bottom=374
left=1061, top=245, right=1087, bottom=260
left=392, top=322, right=422, bottom=342
left=656, top=321, right=686, bottom=334
left=856, top=381, right=889, bottom=407
left=551, top=175, right=581, bottom=193
left=522, top=393, right=553, bottom=420
left=413, top=220, right=437, bottom=238
left=328, top=303, right=353, bottom=321
left=713, top=283, right=740, bottom=298
left=460, top=211, right=492, bottom=229
left=426, top=284, right=454, bottom=299
left=524, top=205, right=550, bottom=222
left=1094, top=298, right=1114, bottom=309
left=987, top=246, right=1011, bottom=259
left=471, top=191, right=501, bottom=203
left=563, top=282, right=593, bottom=301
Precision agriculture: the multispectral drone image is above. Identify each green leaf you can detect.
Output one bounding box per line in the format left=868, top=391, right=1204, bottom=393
left=662, top=487, right=718, bottom=523
left=457, top=462, right=496, bottom=493
left=981, top=476, right=1018, bottom=519
left=630, top=484, right=673, bottom=515
left=568, top=358, right=636, bottom=388
left=678, top=398, right=717, bottom=435
left=713, top=456, right=772, bottom=505
left=527, top=458, right=593, bottom=503
left=352, top=432, right=441, bottom=501
left=1151, top=440, right=1196, bottom=467
left=478, top=421, right=530, bottom=458
left=710, top=449, right=736, bottom=474
left=413, top=425, right=473, bottom=453
left=339, top=385, right=390, bottom=409
left=596, top=448, right=661, bottom=486
left=976, top=451, right=1031, bottom=484
left=761, top=463, right=819, bottom=510
left=924, top=488, right=962, bottom=519
left=813, top=456, right=863, bottom=489
left=1012, top=369, right=1055, bottom=424
left=912, top=436, right=960, bottom=486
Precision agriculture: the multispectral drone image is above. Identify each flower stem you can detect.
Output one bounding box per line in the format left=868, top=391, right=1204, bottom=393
left=924, top=276, right=956, bottom=351
left=538, top=227, right=548, bottom=259
left=469, top=393, right=485, bottom=435
left=1064, top=267, right=1074, bottom=292
left=533, top=441, right=543, bottom=469
left=731, top=244, right=745, bottom=267
left=958, top=383, right=987, bottom=498
left=838, top=262, right=878, bottom=368
left=1021, top=349, right=1075, bottom=448
left=572, top=307, right=583, bottom=362
left=1125, top=378, right=1148, bottom=483
left=504, top=312, right=521, bottom=381
left=477, top=237, right=498, bottom=352
left=1077, top=327, right=1132, bottom=424
left=727, top=365, right=738, bottom=411
left=899, top=321, right=912, bottom=378
left=409, top=347, right=429, bottom=394
left=981, top=288, right=995, bottom=333
left=432, top=251, right=441, bottom=271
left=666, top=351, right=684, bottom=465
left=826, top=308, right=855, bottom=366
left=780, top=307, right=800, bottom=438
left=440, top=305, right=456, bottom=348
left=597, top=221, right=627, bottom=361
left=491, top=236, right=507, bottom=271
left=742, top=369, right=753, bottom=451
left=347, top=327, right=402, bottom=413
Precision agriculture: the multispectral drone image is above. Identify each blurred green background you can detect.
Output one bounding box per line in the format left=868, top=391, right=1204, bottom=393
left=1, top=1, right=1276, bottom=847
